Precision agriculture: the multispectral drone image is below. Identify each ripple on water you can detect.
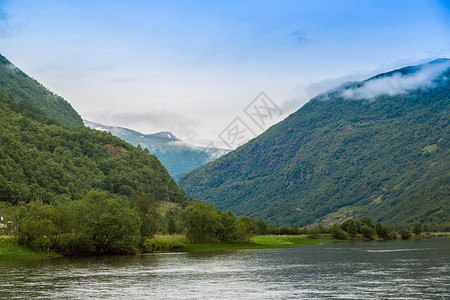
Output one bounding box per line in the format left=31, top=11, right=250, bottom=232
left=0, top=239, right=449, bottom=299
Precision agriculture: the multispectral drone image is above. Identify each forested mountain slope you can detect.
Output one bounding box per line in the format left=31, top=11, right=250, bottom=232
left=0, top=93, right=186, bottom=204
left=0, top=54, right=82, bottom=126
left=84, top=120, right=229, bottom=180
left=180, top=59, right=450, bottom=227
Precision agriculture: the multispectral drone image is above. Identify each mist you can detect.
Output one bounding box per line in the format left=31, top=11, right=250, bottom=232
left=342, top=59, right=450, bottom=100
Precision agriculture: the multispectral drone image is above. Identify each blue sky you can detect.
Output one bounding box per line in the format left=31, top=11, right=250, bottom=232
left=1, top=0, right=449, bottom=147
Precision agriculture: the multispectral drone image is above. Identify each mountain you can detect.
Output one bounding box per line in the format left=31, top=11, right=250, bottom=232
left=179, top=59, right=450, bottom=227
left=84, top=120, right=229, bottom=180
left=0, top=54, right=83, bottom=126
left=0, top=55, right=186, bottom=204
left=0, top=93, right=186, bottom=204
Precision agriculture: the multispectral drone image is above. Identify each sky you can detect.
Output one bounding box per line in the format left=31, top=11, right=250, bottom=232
left=1, top=0, right=449, bottom=148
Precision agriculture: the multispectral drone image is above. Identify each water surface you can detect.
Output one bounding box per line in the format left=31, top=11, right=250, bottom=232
left=0, top=238, right=448, bottom=299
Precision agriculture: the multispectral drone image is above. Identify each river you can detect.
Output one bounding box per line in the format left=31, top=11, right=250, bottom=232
left=0, top=238, right=448, bottom=299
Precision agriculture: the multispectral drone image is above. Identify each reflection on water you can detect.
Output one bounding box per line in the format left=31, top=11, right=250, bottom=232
left=0, top=239, right=449, bottom=299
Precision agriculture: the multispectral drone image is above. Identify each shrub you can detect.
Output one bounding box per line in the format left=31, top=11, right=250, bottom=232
left=360, top=224, right=375, bottom=240
left=398, top=229, right=412, bottom=240
left=331, top=227, right=349, bottom=240
left=307, top=226, right=321, bottom=239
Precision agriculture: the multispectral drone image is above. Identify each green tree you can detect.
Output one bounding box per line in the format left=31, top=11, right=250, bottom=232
left=267, top=225, right=279, bottom=235
left=360, top=224, right=375, bottom=240
left=279, top=225, right=290, bottom=235
left=180, top=201, right=221, bottom=243
left=255, top=220, right=268, bottom=235
left=341, top=219, right=358, bottom=238
left=216, top=210, right=238, bottom=243
left=81, top=191, right=140, bottom=254
left=375, top=223, right=394, bottom=240
left=307, top=226, right=321, bottom=239
left=167, top=217, right=177, bottom=235
left=398, top=229, right=412, bottom=240
left=331, top=226, right=349, bottom=240
left=412, top=222, right=423, bottom=236
left=290, top=225, right=301, bottom=235
left=16, top=200, right=59, bottom=252
left=237, top=216, right=257, bottom=242
left=133, top=193, right=160, bottom=248
left=358, top=216, right=373, bottom=228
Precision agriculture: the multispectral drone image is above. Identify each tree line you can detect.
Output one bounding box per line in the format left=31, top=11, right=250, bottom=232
left=2, top=193, right=446, bottom=256
left=0, top=192, right=279, bottom=255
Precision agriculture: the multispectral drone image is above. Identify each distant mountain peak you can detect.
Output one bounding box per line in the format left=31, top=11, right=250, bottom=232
left=146, top=131, right=180, bottom=141
left=83, top=120, right=229, bottom=180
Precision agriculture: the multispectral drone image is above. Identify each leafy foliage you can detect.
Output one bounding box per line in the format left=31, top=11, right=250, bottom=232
left=180, top=61, right=450, bottom=227
left=179, top=200, right=260, bottom=244
left=0, top=54, right=82, bottom=126
left=15, top=191, right=140, bottom=254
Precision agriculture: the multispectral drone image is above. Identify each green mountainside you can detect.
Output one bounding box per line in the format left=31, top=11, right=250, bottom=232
left=179, top=59, right=450, bottom=227
left=0, top=54, right=83, bottom=126
left=0, top=93, right=186, bottom=204
left=84, top=120, right=229, bottom=180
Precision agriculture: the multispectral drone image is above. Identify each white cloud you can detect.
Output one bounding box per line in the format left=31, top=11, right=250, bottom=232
left=341, top=59, right=450, bottom=100
left=85, top=110, right=202, bottom=141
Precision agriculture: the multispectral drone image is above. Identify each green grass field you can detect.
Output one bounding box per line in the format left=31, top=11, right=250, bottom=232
left=182, top=235, right=333, bottom=252
left=0, top=236, right=59, bottom=259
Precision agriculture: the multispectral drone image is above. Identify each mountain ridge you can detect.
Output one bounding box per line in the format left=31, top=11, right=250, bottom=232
left=179, top=59, right=450, bottom=227
left=0, top=54, right=83, bottom=126
left=84, top=120, right=230, bottom=180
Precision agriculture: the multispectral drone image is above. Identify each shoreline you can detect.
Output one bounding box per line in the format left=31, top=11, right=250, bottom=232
left=0, top=235, right=333, bottom=259
left=2, top=234, right=449, bottom=259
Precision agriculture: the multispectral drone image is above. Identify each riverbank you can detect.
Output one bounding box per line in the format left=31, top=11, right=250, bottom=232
left=3, top=233, right=447, bottom=258
left=0, top=236, right=60, bottom=259
left=143, top=234, right=334, bottom=253
left=0, top=234, right=333, bottom=258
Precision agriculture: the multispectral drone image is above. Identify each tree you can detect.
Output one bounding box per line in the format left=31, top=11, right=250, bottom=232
left=398, top=229, right=412, bottom=240
left=0, top=201, right=15, bottom=236
left=341, top=219, right=358, bottom=238
left=375, top=223, right=394, bottom=240
left=331, top=226, right=349, bottom=240
left=290, top=224, right=301, bottom=235
left=16, top=200, right=56, bottom=251
left=84, top=192, right=140, bottom=254
left=307, top=226, right=321, bottom=239
left=237, top=216, right=257, bottom=242
left=255, top=220, right=268, bottom=235
left=167, top=217, right=177, bottom=235
left=358, top=216, right=373, bottom=228
left=133, top=193, right=160, bottom=248
left=279, top=225, right=290, bottom=235
left=360, top=224, right=375, bottom=240
left=412, top=222, right=422, bottom=236
left=216, top=210, right=238, bottom=243
left=180, top=201, right=221, bottom=243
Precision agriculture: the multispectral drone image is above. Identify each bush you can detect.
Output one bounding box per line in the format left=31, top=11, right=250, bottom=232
left=375, top=223, right=394, bottom=240
left=331, top=227, right=349, bottom=240
left=398, top=229, right=412, bottom=240
left=307, top=226, right=321, bottom=239
left=360, top=224, right=375, bottom=240
left=388, top=231, right=398, bottom=240
left=412, top=222, right=423, bottom=236
left=16, top=191, right=141, bottom=255
left=143, top=236, right=186, bottom=252
left=180, top=202, right=222, bottom=244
